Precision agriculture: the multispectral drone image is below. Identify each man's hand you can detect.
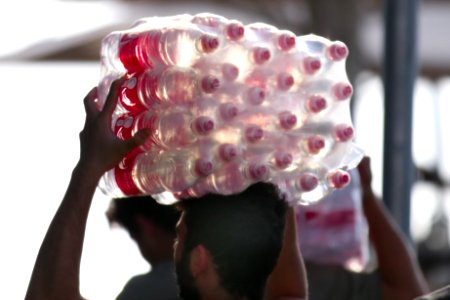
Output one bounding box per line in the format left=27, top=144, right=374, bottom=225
left=357, top=156, right=372, bottom=189
left=25, top=80, right=151, bottom=300
left=78, top=79, right=150, bottom=178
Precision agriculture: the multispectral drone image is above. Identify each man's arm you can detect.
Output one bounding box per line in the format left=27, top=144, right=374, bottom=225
left=25, top=80, right=149, bottom=300
left=358, top=156, right=429, bottom=300
left=265, top=207, right=308, bottom=300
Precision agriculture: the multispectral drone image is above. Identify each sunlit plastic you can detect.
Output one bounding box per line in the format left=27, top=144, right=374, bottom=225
left=97, top=13, right=363, bottom=205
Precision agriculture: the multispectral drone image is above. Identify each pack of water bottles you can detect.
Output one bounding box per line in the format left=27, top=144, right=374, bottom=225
left=296, top=169, right=370, bottom=271
left=97, top=13, right=364, bottom=205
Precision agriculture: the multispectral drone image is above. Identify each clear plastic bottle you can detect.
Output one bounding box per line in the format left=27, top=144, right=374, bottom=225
left=189, top=160, right=271, bottom=196
left=244, top=125, right=265, bottom=143
left=120, top=67, right=222, bottom=107
left=272, top=151, right=294, bottom=170
left=250, top=46, right=271, bottom=64
left=280, top=171, right=322, bottom=204
left=247, top=23, right=296, bottom=51
left=244, top=86, right=266, bottom=105
left=277, top=72, right=295, bottom=91
left=327, top=169, right=351, bottom=189
left=332, top=82, right=353, bottom=100
left=305, top=95, right=328, bottom=114
left=333, top=124, right=354, bottom=142
left=194, top=61, right=240, bottom=82
left=133, top=149, right=214, bottom=193
left=100, top=31, right=126, bottom=73
left=296, top=172, right=320, bottom=192
left=301, top=57, right=322, bottom=75
left=113, top=110, right=215, bottom=149
left=99, top=147, right=159, bottom=197
left=118, top=27, right=220, bottom=71
left=326, top=41, right=349, bottom=61
left=191, top=13, right=245, bottom=41
left=304, top=135, right=326, bottom=154
left=278, top=111, right=298, bottom=130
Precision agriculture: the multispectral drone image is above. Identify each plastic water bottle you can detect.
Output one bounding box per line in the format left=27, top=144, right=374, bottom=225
left=99, top=147, right=157, bottom=197
left=305, top=95, right=328, bottom=114
left=119, top=27, right=220, bottom=71
left=301, top=57, right=322, bottom=75
left=133, top=149, right=214, bottom=193
left=191, top=13, right=245, bottom=41
left=304, top=135, right=326, bottom=154
left=332, top=82, right=353, bottom=100
left=327, top=41, right=349, bottom=61
left=187, top=160, right=271, bottom=196
left=272, top=151, right=294, bottom=170
left=277, top=72, right=295, bottom=91
left=327, top=169, right=351, bottom=189
left=193, top=61, right=240, bottom=82
left=119, top=67, right=222, bottom=108
left=247, top=23, right=296, bottom=51
left=250, top=46, right=272, bottom=65
left=333, top=124, right=354, bottom=142
left=278, top=171, right=321, bottom=203
left=113, top=110, right=215, bottom=149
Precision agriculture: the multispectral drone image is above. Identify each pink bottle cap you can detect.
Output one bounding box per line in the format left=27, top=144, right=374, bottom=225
left=328, top=170, right=351, bottom=188
left=252, top=47, right=271, bottom=64
left=219, top=144, right=239, bottom=161
left=278, top=111, right=297, bottom=130
left=298, top=173, right=319, bottom=192
left=277, top=73, right=295, bottom=91
left=219, top=103, right=239, bottom=120
left=333, top=82, right=353, bottom=100
left=248, top=163, right=269, bottom=180
left=303, top=57, right=322, bottom=74
left=327, top=42, right=348, bottom=61
left=227, top=23, right=245, bottom=40
left=222, top=63, right=239, bottom=81
left=278, top=33, right=296, bottom=50
left=194, top=116, right=215, bottom=135
left=306, top=136, right=325, bottom=154
left=274, top=152, right=293, bottom=169
left=334, top=124, right=354, bottom=142
left=245, top=126, right=264, bottom=143
left=306, top=95, right=327, bottom=113
left=201, top=75, right=220, bottom=93
left=246, top=87, right=266, bottom=105
left=195, top=158, right=214, bottom=176
left=200, top=35, right=220, bottom=52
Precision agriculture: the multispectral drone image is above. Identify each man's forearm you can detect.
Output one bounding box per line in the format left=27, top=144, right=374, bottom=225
left=25, top=163, right=101, bottom=300
left=265, top=207, right=308, bottom=300
left=362, top=186, right=429, bottom=299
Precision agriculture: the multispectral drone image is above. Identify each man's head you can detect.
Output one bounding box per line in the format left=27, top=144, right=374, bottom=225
left=107, top=195, right=181, bottom=263
left=174, top=182, right=288, bottom=300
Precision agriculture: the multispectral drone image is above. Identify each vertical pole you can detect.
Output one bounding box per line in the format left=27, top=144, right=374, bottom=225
left=382, top=0, right=419, bottom=238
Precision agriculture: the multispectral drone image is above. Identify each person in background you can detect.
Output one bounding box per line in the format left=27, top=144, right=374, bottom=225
left=302, top=156, right=430, bottom=300
left=107, top=196, right=182, bottom=300
left=24, top=79, right=308, bottom=300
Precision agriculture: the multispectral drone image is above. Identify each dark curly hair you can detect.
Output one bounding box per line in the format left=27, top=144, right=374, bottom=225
left=107, top=195, right=181, bottom=238
left=179, top=182, right=288, bottom=300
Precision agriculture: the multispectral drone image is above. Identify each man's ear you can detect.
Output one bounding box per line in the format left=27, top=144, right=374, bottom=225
left=189, top=244, right=210, bottom=277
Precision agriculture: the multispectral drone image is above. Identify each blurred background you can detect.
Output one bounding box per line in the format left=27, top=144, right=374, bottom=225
left=1, top=0, right=449, bottom=299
